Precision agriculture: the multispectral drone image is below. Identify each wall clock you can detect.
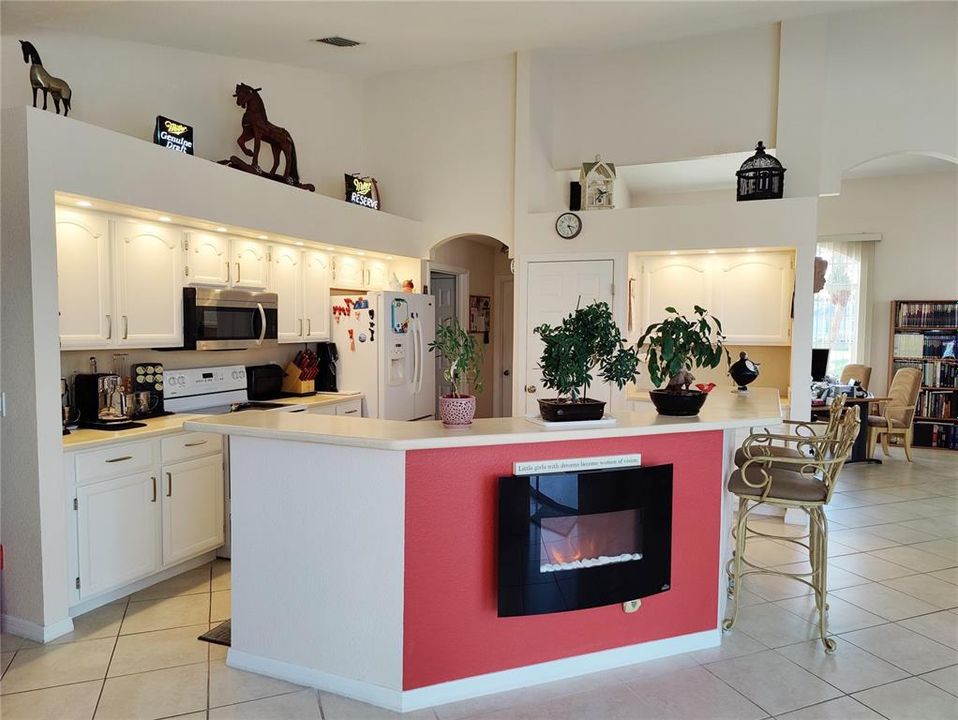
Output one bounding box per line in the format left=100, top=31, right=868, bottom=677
left=555, top=212, right=582, bottom=239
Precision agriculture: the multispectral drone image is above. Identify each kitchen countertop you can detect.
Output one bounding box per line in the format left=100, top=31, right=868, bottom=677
left=185, top=387, right=782, bottom=451
left=62, top=392, right=363, bottom=451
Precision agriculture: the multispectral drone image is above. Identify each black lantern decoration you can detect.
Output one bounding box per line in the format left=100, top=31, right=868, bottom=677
left=736, top=141, right=785, bottom=201
left=729, top=351, right=760, bottom=392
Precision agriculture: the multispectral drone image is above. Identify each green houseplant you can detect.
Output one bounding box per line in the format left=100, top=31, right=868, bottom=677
left=637, top=305, right=729, bottom=416
left=429, top=317, right=484, bottom=427
left=534, top=301, right=639, bottom=422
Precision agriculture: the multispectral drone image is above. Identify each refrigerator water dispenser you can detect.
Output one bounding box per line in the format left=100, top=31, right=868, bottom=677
left=388, top=343, right=407, bottom=385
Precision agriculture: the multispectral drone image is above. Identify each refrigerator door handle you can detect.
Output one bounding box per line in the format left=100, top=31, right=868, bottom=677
left=413, top=314, right=424, bottom=393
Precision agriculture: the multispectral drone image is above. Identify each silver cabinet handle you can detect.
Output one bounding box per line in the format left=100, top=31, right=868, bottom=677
left=166, top=471, right=172, bottom=498
left=106, top=314, right=112, bottom=339
left=226, top=261, right=231, bottom=284
left=184, top=440, right=208, bottom=447
left=122, top=315, right=129, bottom=339
left=290, top=408, right=306, bottom=413
left=344, top=409, right=358, bottom=414
left=306, top=318, right=311, bottom=336
left=105, top=455, right=132, bottom=463
left=235, top=262, right=241, bottom=284
left=151, top=476, right=157, bottom=503
left=298, top=318, right=303, bottom=336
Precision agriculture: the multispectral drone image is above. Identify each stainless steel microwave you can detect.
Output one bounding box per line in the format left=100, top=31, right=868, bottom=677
left=182, top=288, right=278, bottom=351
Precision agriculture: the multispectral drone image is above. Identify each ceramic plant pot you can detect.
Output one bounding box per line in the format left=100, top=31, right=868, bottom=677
left=649, top=389, right=708, bottom=416
left=537, top=398, right=606, bottom=422
left=439, top=395, right=477, bottom=428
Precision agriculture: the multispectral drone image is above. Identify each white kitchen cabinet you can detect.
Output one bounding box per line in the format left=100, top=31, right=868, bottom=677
left=634, top=250, right=793, bottom=346
left=232, top=238, right=270, bottom=290
left=364, top=259, right=389, bottom=290
left=114, top=219, right=184, bottom=347
left=185, top=231, right=231, bottom=286
left=76, top=471, right=160, bottom=599
left=331, top=254, right=365, bottom=288
left=161, top=453, right=225, bottom=567
left=307, top=404, right=336, bottom=415
left=56, top=208, right=114, bottom=349
left=270, top=244, right=305, bottom=342
left=712, top=252, right=794, bottom=345
left=303, top=250, right=331, bottom=340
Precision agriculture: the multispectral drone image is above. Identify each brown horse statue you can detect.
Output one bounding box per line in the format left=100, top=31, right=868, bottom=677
left=232, top=83, right=301, bottom=184
left=20, top=41, right=72, bottom=116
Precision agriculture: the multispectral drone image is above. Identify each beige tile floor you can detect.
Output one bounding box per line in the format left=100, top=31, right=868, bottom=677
left=2, top=448, right=957, bottom=719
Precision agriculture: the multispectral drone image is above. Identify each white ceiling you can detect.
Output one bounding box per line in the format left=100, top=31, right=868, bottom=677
left=2, top=0, right=863, bottom=78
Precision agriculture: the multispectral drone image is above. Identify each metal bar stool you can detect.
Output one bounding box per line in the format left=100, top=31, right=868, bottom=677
left=723, top=403, right=860, bottom=653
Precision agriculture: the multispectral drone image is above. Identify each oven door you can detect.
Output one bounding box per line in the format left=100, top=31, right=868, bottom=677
left=184, top=288, right=278, bottom=350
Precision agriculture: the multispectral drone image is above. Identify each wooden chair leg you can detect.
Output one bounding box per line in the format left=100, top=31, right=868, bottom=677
left=881, top=430, right=891, bottom=456
left=867, top=427, right=878, bottom=459
left=903, top=429, right=913, bottom=462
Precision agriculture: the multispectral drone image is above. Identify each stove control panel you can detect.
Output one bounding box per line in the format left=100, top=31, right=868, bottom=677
left=163, top=365, right=247, bottom=399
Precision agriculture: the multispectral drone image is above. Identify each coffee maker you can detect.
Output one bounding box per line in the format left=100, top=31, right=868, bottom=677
left=315, top=341, right=339, bottom=392
left=73, top=373, right=139, bottom=429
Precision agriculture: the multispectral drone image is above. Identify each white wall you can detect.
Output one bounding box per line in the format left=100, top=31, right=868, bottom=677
left=818, top=170, right=958, bottom=393
left=543, top=24, right=780, bottom=171
left=1, top=31, right=366, bottom=200
left=363, top=56, right=517, bottom=249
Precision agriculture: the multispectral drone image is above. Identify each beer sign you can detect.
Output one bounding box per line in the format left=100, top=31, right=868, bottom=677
left=345, top=173, right=380, bottom=210
left=154, top=116, right=194, bottom=155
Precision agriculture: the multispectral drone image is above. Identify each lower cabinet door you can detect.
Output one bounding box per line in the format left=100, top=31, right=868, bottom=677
left=161, top=454, right=225, bottom=567
left=76, top=472, right=161, bottom=599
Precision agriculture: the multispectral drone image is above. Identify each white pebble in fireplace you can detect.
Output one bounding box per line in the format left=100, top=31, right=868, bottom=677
left=540, top=552, right=643, bottom=573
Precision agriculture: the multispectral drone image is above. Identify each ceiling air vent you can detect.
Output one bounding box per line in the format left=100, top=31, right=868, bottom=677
left=313, top=36, right=362, bottom=48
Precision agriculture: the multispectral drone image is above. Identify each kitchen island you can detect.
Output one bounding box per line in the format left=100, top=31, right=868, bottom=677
left=185, top=388, right=781, bottom=712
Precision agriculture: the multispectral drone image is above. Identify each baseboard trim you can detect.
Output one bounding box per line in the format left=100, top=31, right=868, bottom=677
left=228, top=628, right=719, bottom=713
left=1, top=614, right=75, bottom=644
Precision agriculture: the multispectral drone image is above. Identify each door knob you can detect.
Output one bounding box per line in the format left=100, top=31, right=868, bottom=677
left=525, top=385, right=537, bottom=394
left=503, top=370, right=511, bottom=376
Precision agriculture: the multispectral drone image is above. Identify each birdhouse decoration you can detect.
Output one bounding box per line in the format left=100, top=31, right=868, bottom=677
left=580, top=155, right=616, bottom=210
left=736, top=141, right=786, bottom=201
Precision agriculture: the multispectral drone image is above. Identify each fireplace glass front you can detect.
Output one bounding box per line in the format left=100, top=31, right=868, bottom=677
left=498, top=463, right=672, bottom=617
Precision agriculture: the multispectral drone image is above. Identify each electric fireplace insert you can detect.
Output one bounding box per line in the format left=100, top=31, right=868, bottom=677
left=498, top=463, right=672, bottom=616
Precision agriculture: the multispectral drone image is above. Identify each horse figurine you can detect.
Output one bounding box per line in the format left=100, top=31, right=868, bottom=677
left=20, top=41, right=72, bottom=116
left=223, top=83, right=314, bottom=190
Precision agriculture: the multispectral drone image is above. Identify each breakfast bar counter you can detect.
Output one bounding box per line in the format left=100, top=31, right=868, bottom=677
left=185, top=389, right=781, bottom=713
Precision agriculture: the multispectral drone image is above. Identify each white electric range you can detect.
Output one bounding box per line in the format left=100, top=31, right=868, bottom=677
left=163, top=365, right=306, bottom=558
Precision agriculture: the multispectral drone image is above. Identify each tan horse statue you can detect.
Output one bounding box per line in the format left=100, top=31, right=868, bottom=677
left=20, top=41, right=72, bottom=116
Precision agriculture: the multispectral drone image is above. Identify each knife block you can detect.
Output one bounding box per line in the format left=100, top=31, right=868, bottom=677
left=282, top=362, right=315, bottom=395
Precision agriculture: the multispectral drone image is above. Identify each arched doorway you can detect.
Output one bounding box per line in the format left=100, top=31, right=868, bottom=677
left=427, top=235, right=514, bottom=418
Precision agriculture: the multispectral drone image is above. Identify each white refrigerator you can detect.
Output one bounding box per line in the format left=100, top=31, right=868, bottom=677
left=331, top=291, right=436, bottom=421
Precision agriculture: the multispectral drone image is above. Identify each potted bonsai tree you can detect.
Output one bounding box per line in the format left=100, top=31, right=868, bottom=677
left=534, top=301, right=639, bottom=422
left=429, top=317, right=483, bottom=427
left=637, top=305, right=729, bottom=416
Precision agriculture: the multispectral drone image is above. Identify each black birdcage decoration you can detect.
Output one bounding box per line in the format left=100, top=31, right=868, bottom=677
left=736, top=141, right=786, bottom=201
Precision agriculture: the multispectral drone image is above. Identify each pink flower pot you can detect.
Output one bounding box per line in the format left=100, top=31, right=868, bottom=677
left=439, top=395, right=476, bottom=428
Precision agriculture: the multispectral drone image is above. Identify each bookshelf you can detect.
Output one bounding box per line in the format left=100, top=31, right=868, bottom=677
left=889, top=300, right=958, bottom=450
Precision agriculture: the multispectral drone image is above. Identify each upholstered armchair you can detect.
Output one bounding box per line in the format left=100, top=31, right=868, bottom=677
left=840, top=363, right=872, bottom=391
left=867, top=367, right=922, bottom=461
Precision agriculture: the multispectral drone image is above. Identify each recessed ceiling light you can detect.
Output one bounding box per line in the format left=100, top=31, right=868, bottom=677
left=295, top=241, right=304, bottom=246
left=158, top=215, right=172, bottom=223
left=747, top=248, right=756, bottom=253
left=707, top=250, right=716, bottom=254
left=326, top=246, right=335, bottom=251
left=258, top=234, right=268, bottom=240
left=216, top=227, right=227, bottom=233
left=669, top=251, right=678, bottom=256
left=356, top=251, right=366, bottom=256
left=76, top=200, right=92, bottom=208
left=386, top=256, right=394, bottom=260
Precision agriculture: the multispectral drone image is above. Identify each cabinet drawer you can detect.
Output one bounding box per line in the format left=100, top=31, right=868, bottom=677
left=335, top=400, right=363, bottom=417
left=161, top=432, right=223, bottom=464
left=75, top=441, right=155, bottom=483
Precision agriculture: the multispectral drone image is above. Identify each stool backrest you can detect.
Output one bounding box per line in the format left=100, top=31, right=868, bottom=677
left=822, top=405, right=861, bottom=503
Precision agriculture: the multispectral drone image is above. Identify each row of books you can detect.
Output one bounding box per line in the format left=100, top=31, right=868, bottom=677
left=892, top=332, right=957, bottom=359
left=913, top=422, right=958, bottom=450
left=917, top=389, right=957, bottom=420
left=892, top=359, right=958, bottom=387
left=896, top=301, right=958, bottom=328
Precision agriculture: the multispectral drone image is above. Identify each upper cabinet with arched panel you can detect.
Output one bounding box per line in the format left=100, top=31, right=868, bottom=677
left=637, top=255, right=712, bottom=334
left=185, top=231, right=231, bottom=286
left=113, top=219, right=184, bottom=347
left=55, top=208, right=114, bottom=348
left=232, top=238, right=270, bottom=290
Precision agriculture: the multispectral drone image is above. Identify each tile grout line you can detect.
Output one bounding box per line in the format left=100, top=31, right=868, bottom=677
left=91, top=595, right=130, bottom=720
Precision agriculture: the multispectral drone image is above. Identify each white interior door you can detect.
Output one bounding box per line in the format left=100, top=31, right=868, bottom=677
left=431, top=273, right=458, bottom=409
left=525, top=260, right=615, bottom=416
left=270, top=244, right=304, bottom=343
left=55, top=208, right=113, bottom=349
left=497, top=276, right=514, bottom=416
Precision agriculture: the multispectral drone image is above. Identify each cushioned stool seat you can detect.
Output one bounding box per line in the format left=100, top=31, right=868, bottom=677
left=727, top=465, right=828, bottom=503
left=734, top=445, right=805, bottom=468
left=867, top=415, right=906, bottom=428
